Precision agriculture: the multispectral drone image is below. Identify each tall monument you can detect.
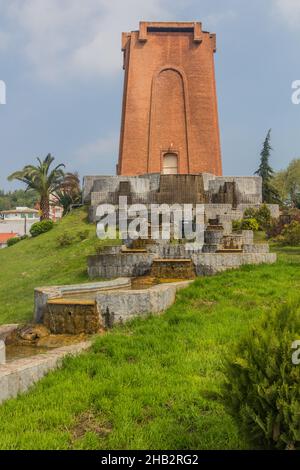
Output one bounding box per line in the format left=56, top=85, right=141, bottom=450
left=117, top=21, right=222, bottom=176
left=84, top=21, right=276, bottom=226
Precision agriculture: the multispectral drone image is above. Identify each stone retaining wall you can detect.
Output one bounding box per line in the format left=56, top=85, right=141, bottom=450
left=88, top=253, right=156, bottom=279
left=192, top=252, right=277, bottom=276
left=96, top=281, right=193, bottom=326
left=243, top=243, right=269, bottom=253
left=148, top=244, right=184, bottom=258
left=0, top=341, right=91, bottom=404
left=34, top=278, right=131, bottom=323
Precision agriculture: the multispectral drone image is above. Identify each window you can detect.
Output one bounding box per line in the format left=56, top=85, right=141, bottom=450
left=162, top=153, right=178, bottom=175
left=147, top=27, right=194, bottom=33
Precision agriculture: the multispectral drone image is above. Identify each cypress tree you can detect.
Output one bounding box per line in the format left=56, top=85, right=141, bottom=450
left=255, top=129, right=280, bottom=203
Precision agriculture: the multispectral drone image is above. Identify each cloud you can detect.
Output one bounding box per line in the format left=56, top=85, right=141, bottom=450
left=0, top=0, right=240, bottom=82
left=273, top=0, right=300, bottom=29
left=1, top=0, right=173, bottom=82
left=73, top=132, right=119, bottom=173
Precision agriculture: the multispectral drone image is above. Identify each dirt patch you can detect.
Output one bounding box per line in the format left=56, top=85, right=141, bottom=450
left=72, top=411, right=112, bottom=440
left=191, top=299, right=218, bottom=308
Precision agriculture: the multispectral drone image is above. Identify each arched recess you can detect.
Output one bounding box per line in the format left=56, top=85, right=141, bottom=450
left=162, top=153, right=178, bottom=174
left=148, top=66, right=191, bottom=174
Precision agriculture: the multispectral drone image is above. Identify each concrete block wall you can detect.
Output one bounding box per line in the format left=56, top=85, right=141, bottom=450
left=207, top=176, right=262, bottom=204
left=34, top=278, right=131, bottom=323
left=0, top=342, right=91, bottom=404
left=148, top=244, right=192, bottom=259
left=243, top=243, right=269, bottom=253
left=96, top=281, right=192, bottom=325
left=83, top=174, right=272, bottom=225
left=88, top=253, right=157, bottom=279
left=192, top=252, right=277, bottom=276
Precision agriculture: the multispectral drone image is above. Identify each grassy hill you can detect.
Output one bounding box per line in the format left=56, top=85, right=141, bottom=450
left=0, top=207, right=117, bottom=325
left=0, top=213, right=300, bottom=449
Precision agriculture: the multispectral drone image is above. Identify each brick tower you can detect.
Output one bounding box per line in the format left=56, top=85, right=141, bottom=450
left=117, top=21, right=222, bottom=177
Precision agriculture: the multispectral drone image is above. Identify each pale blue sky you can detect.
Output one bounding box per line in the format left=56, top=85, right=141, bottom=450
left=0, top=0, right=300, bottom=190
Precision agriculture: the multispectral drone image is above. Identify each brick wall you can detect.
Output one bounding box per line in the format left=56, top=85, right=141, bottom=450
left=118, top=22, right=222, bottom=176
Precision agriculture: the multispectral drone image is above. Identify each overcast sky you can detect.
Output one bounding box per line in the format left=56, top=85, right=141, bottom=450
left=1, top=0, right=300, bottom=190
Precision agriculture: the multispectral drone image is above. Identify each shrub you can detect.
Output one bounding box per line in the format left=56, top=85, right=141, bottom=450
left=240, top=218, right=259, bottom=231
left=243, top=207, right=257, bottom=219
left=267, top=218, right=284, bottom=239
left=77, top=229, right=90, bottom=241
left=232, top=220, right=242, bottom=231
left=223, top=300, right=300, bottom=450
left=30, top=220, right=54, bottom=237
left=244, top=205, right=271, bottom=231
left=280, top=221, right=300, bottom=246
left=56, top=232, right=75, bottom=247
left=267, top=209, right=300, bottom=239
left=7, top=237, right=20, bottom=247
left=255, top=204, right=272, bottom=230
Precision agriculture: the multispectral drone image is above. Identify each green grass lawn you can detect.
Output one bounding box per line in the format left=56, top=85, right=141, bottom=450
left=0, top=208, right=118, bottom=325
left=0, top=232, right=299, bottom=449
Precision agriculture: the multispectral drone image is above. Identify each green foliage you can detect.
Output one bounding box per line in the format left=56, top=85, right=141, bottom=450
left=232, top=220, right=242, bottom=231
left=77, top=229, right=90, bottom=241
left=267, top=210, right=300, bottom=240
left=7, top=237, right=20, bottom=247
left=255, top=130, right=273, bottom=180
left=0, top=249, right=299, bottom=449
left=0, top=189, right=37, bottom=211
left=53, top=172, right=82, bottom=216
left=273, top=159, right=300, bottom=208
left=243, top=207, right=257, bottom=219
left=56, top=232, right=75, bottom=247
left=255, top=204, right=272, bottom=230
left=8, top=154, right=65, bottom=220
left=56, top=229, right=90, bottom=247
left=233, top=217, right=259, bottom=232
left=0, top=208, right=119, bottom=325
left=240, top=218, right=259, bottom=231
left=255, top=130, right=280, bottom=204
left=280, top=221, right=300, bottom=246
left=30, top=219, right=54, bottom=237
left=223, top=300, right=300, bottom=450
left=234, top=205, right=271, bottom=232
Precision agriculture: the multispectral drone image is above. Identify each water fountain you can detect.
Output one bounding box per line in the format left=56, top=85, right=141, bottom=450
left=150, top=259, right=196, bottom=279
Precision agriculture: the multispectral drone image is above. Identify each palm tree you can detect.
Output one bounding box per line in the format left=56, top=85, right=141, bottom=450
left=8, top=154, right=65, bottom=220
left=53, top=172, right=82, bottom=216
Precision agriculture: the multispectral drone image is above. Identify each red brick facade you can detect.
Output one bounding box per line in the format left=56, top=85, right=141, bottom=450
left=117, top=21, right=222, bottom=176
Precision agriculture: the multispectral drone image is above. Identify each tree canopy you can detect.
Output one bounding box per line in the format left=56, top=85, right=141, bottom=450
left=8, top=154, right=65, bottom=220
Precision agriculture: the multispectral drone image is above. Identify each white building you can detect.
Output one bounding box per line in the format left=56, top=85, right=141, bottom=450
left=0, top=207, right=40, bottom=236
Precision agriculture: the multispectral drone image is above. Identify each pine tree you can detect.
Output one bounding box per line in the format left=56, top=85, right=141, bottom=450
left=255, top=129, right=280, bottom=203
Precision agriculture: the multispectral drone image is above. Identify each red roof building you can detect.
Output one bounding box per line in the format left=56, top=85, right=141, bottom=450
left=0, top=233, right=18, bottom=248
